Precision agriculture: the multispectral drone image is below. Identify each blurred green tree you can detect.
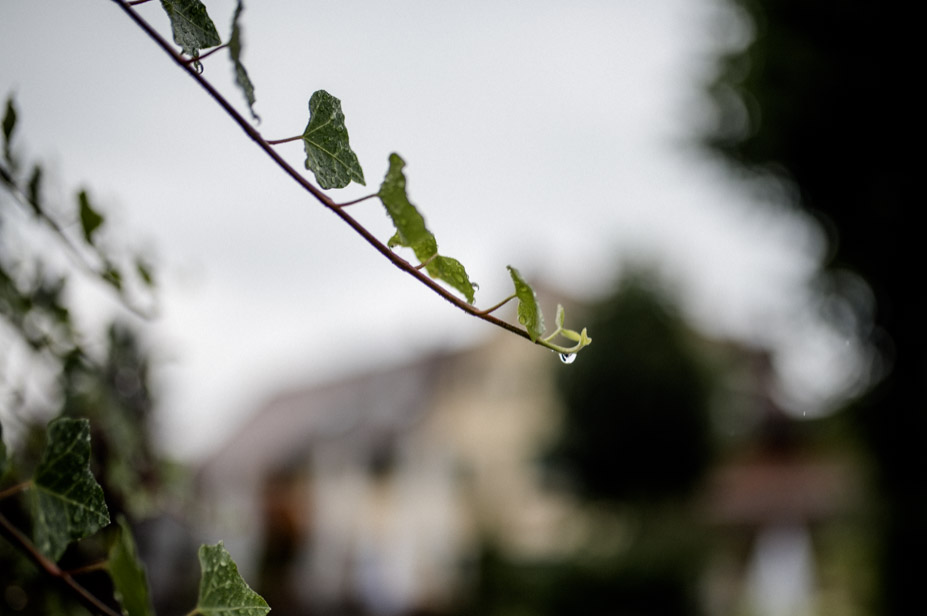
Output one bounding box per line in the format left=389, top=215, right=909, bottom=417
left=552, top=268, right=713, bottom=502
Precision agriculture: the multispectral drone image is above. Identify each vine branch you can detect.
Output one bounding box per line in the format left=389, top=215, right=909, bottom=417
left=110, top=0, right=535, bottom=344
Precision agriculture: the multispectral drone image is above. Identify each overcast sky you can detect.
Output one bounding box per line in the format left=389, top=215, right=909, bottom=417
left=1, top=0, right=855, bottom=459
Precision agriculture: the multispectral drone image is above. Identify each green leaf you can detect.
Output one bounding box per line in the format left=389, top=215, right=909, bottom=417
left=426, top=256, right=477, bottom=304
left=27, top=165, right=43, bottom=216
left=159, top=0, right=221, bottom=59
left=379, top=154, right=477, bottom=302
left=78, top=190, right=104, bottom=245
left=507, top=266, right=545, bottom=341
left=135, top=258, right=155, bottom=288
left=302, top=90, right=365, bottom=189
left=379, top=154, right=435, bottom=260
left=108, top=516, right=155, bottom=616
left=228, top=0, right=258, bottom=122
left=2, top=96, right=16, bottom=162
left=31, top=417, right=110, bottom=561
left=194, top=543, right=270, bottom=616
left=103, top=262, right=123, bottom=291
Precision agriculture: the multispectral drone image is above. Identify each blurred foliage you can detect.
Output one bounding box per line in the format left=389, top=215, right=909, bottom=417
left=550, top=268, right=714, bottom=502
left=705, top=1, right=923, bottom=612
left=0, top=94, right=171, bottom=614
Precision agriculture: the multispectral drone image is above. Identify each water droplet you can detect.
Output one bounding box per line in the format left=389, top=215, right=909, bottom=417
left=559, top=353, right=576, bottom=364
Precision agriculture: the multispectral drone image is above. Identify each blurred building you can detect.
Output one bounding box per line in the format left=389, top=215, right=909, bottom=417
left=195, top=319, right=872, bottom=616
left=195, top=329, right=571, bottom=615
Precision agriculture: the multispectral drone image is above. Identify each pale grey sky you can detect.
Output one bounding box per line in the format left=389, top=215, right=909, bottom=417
left=1, top=0, right=855, bottom=458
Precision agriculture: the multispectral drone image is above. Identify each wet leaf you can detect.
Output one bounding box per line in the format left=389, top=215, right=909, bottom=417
left=31, top=417, right=110, bottom=561
left=2, top=96, right=15, bottom=162
left=379, top=154, right=477, bottom=302
left=108, top=516, right=155, bottom=616
left=507, top=266, right=545, bottom=341
left=159, top=0, right=221, bottom=59
left=135, top=258, right=155, bottom=288
left=78, top=190, right=104, bottom=245
left=229, top=0, right=258, bottom=122
left=27, top=165, right=42, bottom=216
left=426, top=256, right=476, bottom=304
left=302, top=90, right=365, bottom=189
left=194, top=543, right=270, bottom=616
left=379, top=154, right=434, bottom=259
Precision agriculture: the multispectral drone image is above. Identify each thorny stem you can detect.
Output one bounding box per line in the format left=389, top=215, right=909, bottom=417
left=111, top=0, right=534, bottom=344
left=0, top=513, right=123, bottom=616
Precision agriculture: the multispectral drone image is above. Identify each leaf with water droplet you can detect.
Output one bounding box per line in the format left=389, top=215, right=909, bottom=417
left=302, top=90, right=365, bottom=189
left=159, top=0, right=221, bottom=61
left=30, top=417, right=110, bottom=561
left=78, top=190, right=103, bottom=245
left=228, top=0, right=258, bottom=122
left=507, top=266, right=544, bottom=341
left=379, top=154, right=477, bottom=303
left=194, top=542, right=270, bottom=616
left=425, top=255, right=477, bottom=304
left=108, top=516, right=155, bottom=616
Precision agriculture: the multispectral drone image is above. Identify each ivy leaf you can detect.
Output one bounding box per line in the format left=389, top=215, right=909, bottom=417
left=159, top=0, right=221, bottom=60
left=379, top=154, right=477, bottom=303
left=426, top=256, right=477, bottom=304
left=31, top=417, right=110, bottom=561
left=78, top=190, right=104, bottom=245
left=194, top=543, right=270, bottom=616
left=302, top=90, right=365, bottom=189
left=228, top=0, right=258, bottom=122
left=507, top=266, right=545, bottom=341
left=2, top=96, right=15, bottom=163
left=27, top=165, right=43, bottom=216
left=103, top=261, right=123, bottom=291
left=108, top=516, right=155, bottom=616
left=379, top=154, right=435, bottom=260
left=135, top=258, right=155, bottom=288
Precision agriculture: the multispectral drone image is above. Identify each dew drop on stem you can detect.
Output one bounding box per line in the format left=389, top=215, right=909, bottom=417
left=559, top=353, right=576, bottom=364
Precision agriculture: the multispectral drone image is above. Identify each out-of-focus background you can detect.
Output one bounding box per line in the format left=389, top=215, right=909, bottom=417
left=0, top=0, right=920, bottom=615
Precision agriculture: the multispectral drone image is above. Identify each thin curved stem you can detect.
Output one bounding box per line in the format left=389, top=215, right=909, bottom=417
left=265, top=135, right=303, bottom=145
left=0, top=481, right=31, bottom=501
left=475, top=294, right=516, bottom=316
left=334, top=193, right=378, bottom=208
left=189, top=43, right=228, bottom=63
left=110, top=0, right=534, bottom=344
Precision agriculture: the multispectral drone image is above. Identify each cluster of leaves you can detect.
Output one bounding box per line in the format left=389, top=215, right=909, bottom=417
left=1, top=96, right=268, bottom=614
left=140, top=0, right=590, bottom=357
left=0, top=418, right=269, bottom=616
